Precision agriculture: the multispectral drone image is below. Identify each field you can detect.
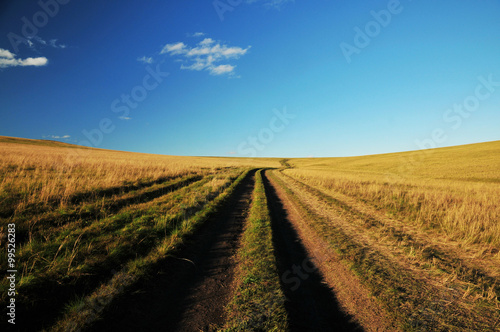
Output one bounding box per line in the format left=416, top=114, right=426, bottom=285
left=0, top=136, right=499, bottom=331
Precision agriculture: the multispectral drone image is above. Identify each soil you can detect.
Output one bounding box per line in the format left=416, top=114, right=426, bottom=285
left=85, top=168, right=398, bottom=331
left=264, top=170, right=399, bottom=332
left=92, top=170, right=256, bottom=331
left=263, top=171, right=364, bottom=332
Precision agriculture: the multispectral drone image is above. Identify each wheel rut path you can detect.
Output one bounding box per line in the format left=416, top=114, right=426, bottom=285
left=93, top=170, right=256, bottom=332
left=262, top=170, right=363, bottom=332
left=90, top=168, right=383, bottom=331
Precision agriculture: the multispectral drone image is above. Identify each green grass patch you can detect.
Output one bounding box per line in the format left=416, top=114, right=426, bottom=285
left=222, top=170, right=289, bottom=332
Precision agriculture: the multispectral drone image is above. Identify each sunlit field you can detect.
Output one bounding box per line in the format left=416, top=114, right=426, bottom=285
left=275, top=141, right=500, bottom=330
left=0, top=136, right=278, bottom=217
left=286, top=140, right=500, bottom=248
left=1, top=137, right=498, bottom=331
left=0, top=136, right=278, bottom=330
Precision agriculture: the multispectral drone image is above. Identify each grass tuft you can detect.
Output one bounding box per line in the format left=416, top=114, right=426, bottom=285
left=222, top=170, right=289, bottom=332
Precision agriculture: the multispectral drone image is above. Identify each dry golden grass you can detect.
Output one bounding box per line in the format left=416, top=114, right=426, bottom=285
left=272, top=169, right=500, bottom=330
left=0, top=137, right=276, bottom=330
left=283, top=142, right=500, bottom=330
left=274, top=138, right=500, bottom=330
left=285, top=140, right=500, bottom=249
left=1, top=135, right=498, bottom=331
left=0, top=136, right=279, bottom=216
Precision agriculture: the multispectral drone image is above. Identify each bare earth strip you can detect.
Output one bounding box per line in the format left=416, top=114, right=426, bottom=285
left=265, top=170, right=399, bottom=332
left=283, top=170, right=500, bottom=283
left=0, top=174, right=215, bottom=331
left=262, top=170, right=365, bottom=331
left=91, top=170, right=256, bottom=331
left=273, top=170, right=500, bottom=330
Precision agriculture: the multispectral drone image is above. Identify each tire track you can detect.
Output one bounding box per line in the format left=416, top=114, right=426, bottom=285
left=7, top=174, right=230, bottom=332
left=262, top=170, right=364, bottom=332
left=0, top=172, right=199, bottom=219
left=285, top=171, right=500, bottom=294
left=275, top=170, right=499, bottom=330
left=18, top=174, right=205, bottom=244
left=91, top=169, right=257, bottom=331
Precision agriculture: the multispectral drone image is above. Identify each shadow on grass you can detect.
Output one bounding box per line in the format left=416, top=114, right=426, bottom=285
left=90, top=170, right=257, bottom=331
left=262, top=170, right=363, bottom=332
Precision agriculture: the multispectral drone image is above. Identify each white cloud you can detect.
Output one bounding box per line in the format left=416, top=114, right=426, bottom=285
left=44, top=135, right=70, bottom=139
left=48, top=39, right=66, bottom=49
left=21, top=57, right=48, bottom=66
left=119, top=116, right=132, bottom=120
left=28, top=36, right=66, bottom=49
left=0, top=49, right=14, bottom=59
left=191, top=32, right=205, bottom=37
left=34, top=36, right=46, bottom=45
left=161, top=42, right=186, bottom=55
left=199, top=38, right=215, bottom=46
left=209, top=64, right=235, bottom=75
left=0, top=48, right=48, bottom=68
left=161, top=38, right=250, bottom=76
left=180, top=62, right=206, bottom=71
left=137, top=56, right=153, bottom=64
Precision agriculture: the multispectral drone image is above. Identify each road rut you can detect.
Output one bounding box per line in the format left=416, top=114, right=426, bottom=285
left=92, top=170, right=256, bottom=331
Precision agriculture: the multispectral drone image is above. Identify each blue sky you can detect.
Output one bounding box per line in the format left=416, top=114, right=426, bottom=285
left=0, top=0, right=499, bottom=157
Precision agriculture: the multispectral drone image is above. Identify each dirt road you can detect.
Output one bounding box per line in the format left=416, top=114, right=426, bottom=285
left=90, top=168, right=394, bottom=331
left=264, top=169, right=398, bottom=332
left=262, top=171, right=363, bottom=331
left=93, top=170, right=256, bottom=331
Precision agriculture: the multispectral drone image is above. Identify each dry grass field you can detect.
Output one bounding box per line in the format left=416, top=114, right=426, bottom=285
left=287, top=140, right=500, bottom=248
left=0, top=136, right=278, bottom=331
left=0, top=136, right=278, bottom=218
left=0, top=136, right=498, bottom=331
left=278, top=140, right=500, bottom=330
